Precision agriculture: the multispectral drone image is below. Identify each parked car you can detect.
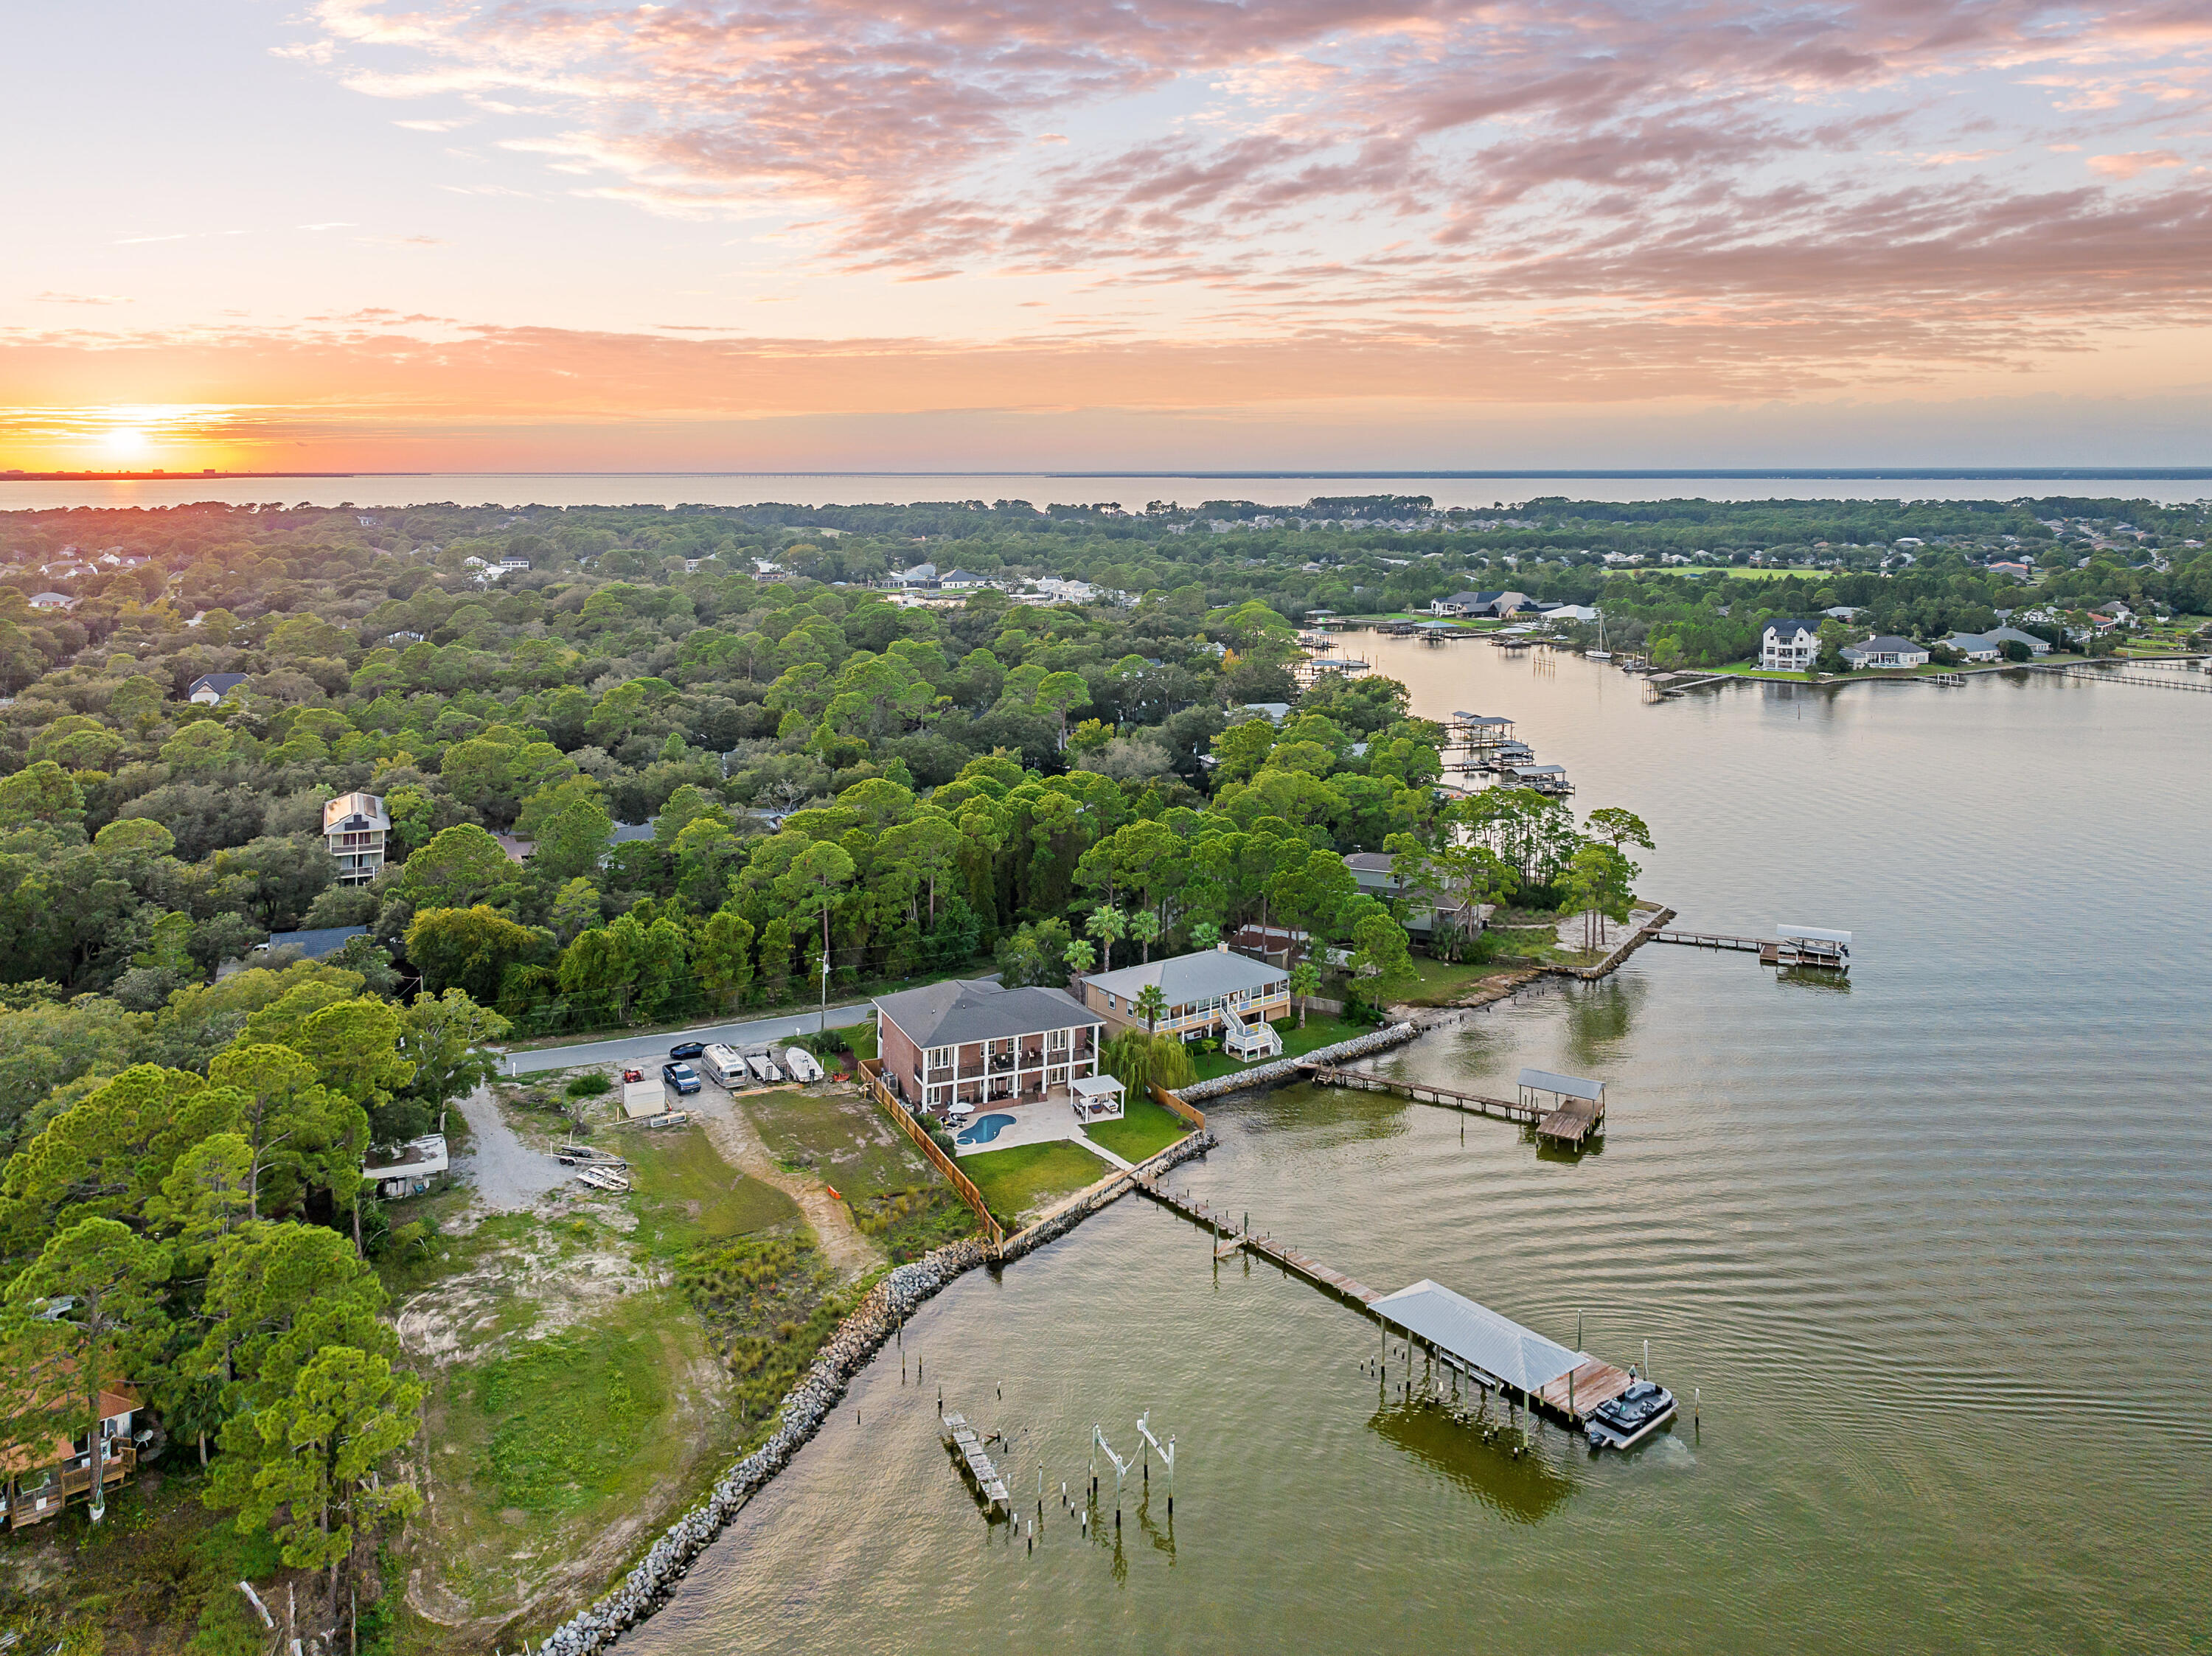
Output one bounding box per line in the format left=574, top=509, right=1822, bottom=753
left=662, top=1062, right=702, bottom=1096
left=669, top=1040, right=706, bottom=1060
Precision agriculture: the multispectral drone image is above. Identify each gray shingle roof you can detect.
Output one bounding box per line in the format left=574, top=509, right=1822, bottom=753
left=874, top=978, right=1091, bottom=1048
left=1083, top=947, right=1287, bottom=1004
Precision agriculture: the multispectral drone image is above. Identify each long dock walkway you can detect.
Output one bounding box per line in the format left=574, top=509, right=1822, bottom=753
left=1649, top=928, right=1767, bottom=953
left=1135, top=1178, right=1635, bottom=1424
left=1301, top=1065, right=1601, bottom=1146
left=1135, top=1177, right=1382, bottom=1308
left=2049, top=664, right=2212, bottom=693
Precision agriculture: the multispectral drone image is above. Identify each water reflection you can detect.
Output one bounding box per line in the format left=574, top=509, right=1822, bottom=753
left=1561, top=975, right=1647, bottom=1064
left=1368, top=1400, right=1576, bottom=1524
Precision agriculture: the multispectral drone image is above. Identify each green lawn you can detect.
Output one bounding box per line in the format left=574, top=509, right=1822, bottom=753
left=959, top=1140, right=1113, bottom=1228
left=845, top=1020, right=880, bottom=1061
left=1186, top=1013, right=1371, bottom=1082
left=741, top=1084, right=975, bottom=1261
left=622, top=1124, right=799, bottom=1258
left=1405, top=955, right=1530, bottom=1005
left=1084, top=1096, right=1195, bottom=1163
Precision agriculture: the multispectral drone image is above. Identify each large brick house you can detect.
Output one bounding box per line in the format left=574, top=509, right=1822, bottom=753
left=873, top=979, right=1104, bottom=1114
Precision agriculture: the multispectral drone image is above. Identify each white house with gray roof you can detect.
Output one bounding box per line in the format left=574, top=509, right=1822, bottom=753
left=1759, top=617, right=1822, bottom=670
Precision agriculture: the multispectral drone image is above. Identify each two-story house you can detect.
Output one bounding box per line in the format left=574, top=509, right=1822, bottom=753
left=323, top=791, right=390, bottom=885
left=1079, top=945, right=1290, bottom=1060
left=874, top=979, right=1104, bottom=1115
left=1758, top=618, right=1822, bottom=671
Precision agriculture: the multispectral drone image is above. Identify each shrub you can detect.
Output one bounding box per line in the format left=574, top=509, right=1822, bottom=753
left=566, top=1071, right=611, bottom=1097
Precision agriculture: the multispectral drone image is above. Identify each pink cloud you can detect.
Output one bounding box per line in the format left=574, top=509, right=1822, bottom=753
left=2088, top=148, right=2186, bottom=178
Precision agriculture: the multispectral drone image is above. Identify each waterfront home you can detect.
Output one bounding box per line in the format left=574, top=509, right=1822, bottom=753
left=1432, top=590, right=1531, bottom=619
left=874, top=978, right=1104, bottom=1113
left=1079, top=945, right=1290, bottom=1059
left=323, top=791, right=389, bottom=884
left=1985, top=625, right=2051, bottom=656
left=1941, top=633, right=2002, bottom=663
left=1343, top=851, right=1485, bottom=940
left=1841, top=636, right=1931, bottom=669
left=185, top=671, right=250, bottom=704
left=1758, top=618, right=1822, bottom=670
left=1, top=1360, right=139, bottom=1529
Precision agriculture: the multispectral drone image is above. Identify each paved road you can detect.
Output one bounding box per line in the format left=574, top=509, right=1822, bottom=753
left=501, top=1002, right=877, bottom=1078
left=452, top=1082, right=569, bottom=1210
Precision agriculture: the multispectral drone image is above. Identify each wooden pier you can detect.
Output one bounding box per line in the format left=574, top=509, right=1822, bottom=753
left=1140, top=1180, right=1638, bottom=1425
left=2051, top=664, right=2212, bottom=693
left=939, top=1414, right=1012, bottom=1517
left=1650, top=928, right=1767, bottom=953
left=1136, top=1177, right=1382, bottom=1309
left=1301, top=1065, right=1603, bottom=1147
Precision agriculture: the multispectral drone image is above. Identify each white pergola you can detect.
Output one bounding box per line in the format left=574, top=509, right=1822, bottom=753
left=1070, top=1072, right=1127, bottom=1121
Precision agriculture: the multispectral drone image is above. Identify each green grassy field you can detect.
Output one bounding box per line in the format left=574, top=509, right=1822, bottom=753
left=1084, top=1096, right=1194, bottom=1163
left=742, top=1085, right=973, bottom=1261
left=622, top=1125, right=799, bottom=1258
left=1405, top=955, right=1529, bottom=1005
left=1186, top=1013, right=1371, bottom=1081
left=959, top=1140, right=1113, bottom=1228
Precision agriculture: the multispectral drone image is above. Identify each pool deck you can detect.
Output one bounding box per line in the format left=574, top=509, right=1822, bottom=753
left=950, top=1097, right=1134, bottom=1170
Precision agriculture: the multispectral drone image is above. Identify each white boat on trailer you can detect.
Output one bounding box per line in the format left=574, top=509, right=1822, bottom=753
left=783, top=1046, right=827, bottom=1082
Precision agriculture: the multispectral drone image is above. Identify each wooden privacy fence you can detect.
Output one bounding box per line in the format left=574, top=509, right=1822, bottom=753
left=1152, top=1085, right=1206, bottom=1132
left=858, top=1060, right=1006, bottom=1248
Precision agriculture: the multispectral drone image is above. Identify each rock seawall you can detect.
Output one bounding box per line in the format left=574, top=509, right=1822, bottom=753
left=1178, top=1021, right=1420, bottom=1102
left=534, top=1128, right=1216, bottom=1656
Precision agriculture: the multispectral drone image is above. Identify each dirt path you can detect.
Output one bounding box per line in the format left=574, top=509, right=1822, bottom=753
left=453, top=1082, right=568, bottom=1211
left=686, top=1085, right=883, bottom=1278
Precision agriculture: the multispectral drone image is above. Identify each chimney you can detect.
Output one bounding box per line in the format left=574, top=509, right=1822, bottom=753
left=1217, top=942, right=1229, bottom=953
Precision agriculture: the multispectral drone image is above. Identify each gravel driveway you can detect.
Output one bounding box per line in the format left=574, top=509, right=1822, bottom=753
left=453, top=1082, right=569, bottom=1211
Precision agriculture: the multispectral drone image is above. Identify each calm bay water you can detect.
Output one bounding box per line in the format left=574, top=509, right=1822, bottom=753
left=7, top=471, right=2211, bottom=512
left=629, top=648, right=2211, bottom=1655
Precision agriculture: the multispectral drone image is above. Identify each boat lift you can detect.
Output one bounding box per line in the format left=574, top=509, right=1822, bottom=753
left=1135, top=1410, right=1177, bottom=1512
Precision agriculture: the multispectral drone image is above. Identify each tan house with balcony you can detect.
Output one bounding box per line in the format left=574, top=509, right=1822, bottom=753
left=1079, top=944, right=1290, bottom=1060
left=2, top=1363, right=139, bottom=1529
left=873, top=979, right=1105, bottom=1116
left=323, top=790, right=390, bottom=885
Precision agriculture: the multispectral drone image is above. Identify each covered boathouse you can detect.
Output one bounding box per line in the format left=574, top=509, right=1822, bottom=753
left=1371, top=1279, right=1636, bottom=1424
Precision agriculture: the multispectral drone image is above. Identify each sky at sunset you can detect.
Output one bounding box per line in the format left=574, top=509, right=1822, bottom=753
left=6, top=1, right=2211, bottom=472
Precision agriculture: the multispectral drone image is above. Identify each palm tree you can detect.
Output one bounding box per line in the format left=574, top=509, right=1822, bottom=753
left=1289, top=960, right=1320, bottom=1029
left=1133, top=983, right=1168, bottom=1032
left=1063, top=938, right=1096, bottom=977
left=1127, top=909, right=1161, bottom=963
left=1190, top=919, right=1221, bottom=950
left=1086, top=906, right=1127, bottom=973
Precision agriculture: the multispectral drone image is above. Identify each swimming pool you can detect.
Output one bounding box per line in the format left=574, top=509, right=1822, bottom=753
left=954, top=1112, right=1017, bottom=1145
